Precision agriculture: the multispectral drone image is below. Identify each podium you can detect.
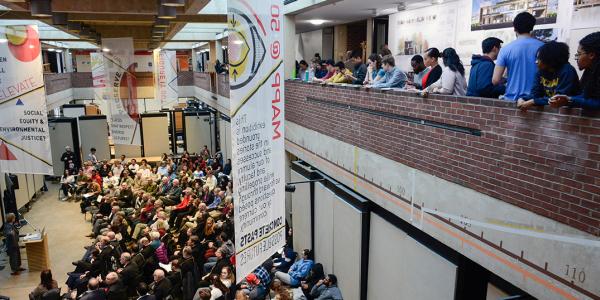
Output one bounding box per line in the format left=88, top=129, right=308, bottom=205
left=24, top=233, right=50, bottom=271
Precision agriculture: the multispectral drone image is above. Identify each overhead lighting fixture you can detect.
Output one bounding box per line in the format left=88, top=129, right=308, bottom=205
left=31, top=0, right=52, bottom=17
left=308, top=19, right=327, bottom=25
left=52, top=12, right=68, bottom=25
left=158, top=4, right=177, bottom=19
left=47, top=48, right=55, bottom=52
left=102, top=48, right=110, bottom=52
left=161, top=0, right=184, bottom=7
left=432, top=0, right=443, bottom=3
left=55, top=49, right=63, bottom=53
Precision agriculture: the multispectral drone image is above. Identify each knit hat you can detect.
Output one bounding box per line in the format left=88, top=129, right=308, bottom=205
left=245, top=273, right=259, bottom=285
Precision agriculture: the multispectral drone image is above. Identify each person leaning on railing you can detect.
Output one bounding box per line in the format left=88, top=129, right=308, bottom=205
left=325, top=61, right=353, bottom=84
left=549, top=31, right=600, bottom=110
left=517, top=42, right=581, bottom=111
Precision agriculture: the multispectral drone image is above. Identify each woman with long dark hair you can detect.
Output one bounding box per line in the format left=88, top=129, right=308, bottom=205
left=425, top=48, right=467, bottom=95
left=550, top=31, right=600, bottom=109
left=30, top=269, right=58, bottom=299
left=363, top=54, right=385, bottom=85
left=421, top=48, right=443, bottom=89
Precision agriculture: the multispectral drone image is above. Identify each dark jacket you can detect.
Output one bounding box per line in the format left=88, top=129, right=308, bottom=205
left=119, top=262, right=139, bottom=294
left=352, top=63, right=368, bottom=84
left=105, top=280, right=127, bottom=300
left=79, top=289, right=107, bottom=300
left=524, top=63, right=581, bottom=105
left=151, top=278, right=172, bottom=300
left=423, top=65, right=442, bottom=89
left=467, top=55, right=506, bottom=98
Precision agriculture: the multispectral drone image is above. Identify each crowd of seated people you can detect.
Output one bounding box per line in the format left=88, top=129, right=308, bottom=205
left=48, top=146, right=342, bottom=300
left=296, top=12, right=600, bottom=109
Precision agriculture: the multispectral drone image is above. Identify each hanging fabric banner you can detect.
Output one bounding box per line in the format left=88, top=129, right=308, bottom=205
left=153, top=49, right=178, bottom=108
left=102, top=38, right=141, bottom=146
left=0, top=25, right=53, bottom=174
left=90, top=52, right=109, bottom=102
left=228, top=0, right=286, bottom=281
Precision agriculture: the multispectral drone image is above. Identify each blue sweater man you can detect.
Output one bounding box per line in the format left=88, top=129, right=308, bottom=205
left=467, top=55, right=506, bottom=98
left=467, top=37, right=506, bottom=98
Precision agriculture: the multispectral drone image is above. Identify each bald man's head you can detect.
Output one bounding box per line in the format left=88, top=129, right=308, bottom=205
left=153, top=269, right=165, bottom=282
left=106, top=231, right=116, bottom=240
left=88, top=278, right=99, bottom=290
left=106, top=272, right=118, bottom=285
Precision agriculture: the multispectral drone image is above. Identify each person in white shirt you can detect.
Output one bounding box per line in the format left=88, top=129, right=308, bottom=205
left=60, top=170, right=75, bottom=200
left=87, top=147, right=98, bottom=164
left=128, top=158, right=140, bottom=174
left=425, top=48, right=467, bottom=96
left=112, top=161, right=124, bottom=178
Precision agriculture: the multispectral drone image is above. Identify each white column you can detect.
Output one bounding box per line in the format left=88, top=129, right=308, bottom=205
left=284, top=14, right=296, bottom=79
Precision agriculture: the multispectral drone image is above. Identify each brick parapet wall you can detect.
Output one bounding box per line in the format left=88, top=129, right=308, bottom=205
left=194, top=72, right=212, bottom=92
left=177, top=71, right=194, bottom=87
left=217, top=74, right=230, bottom=98
left=44, top=73, right=72, bottom=95
left=285, top=80, right=600, bottom=236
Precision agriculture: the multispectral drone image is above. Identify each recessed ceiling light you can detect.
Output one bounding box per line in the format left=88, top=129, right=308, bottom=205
left=102, top=48, right=110, bottom=52
left=161, top=0, right=185, bottom=7
left=47, top=48, right=55, bottom=52
left=308, top=19, right=327, bottom=25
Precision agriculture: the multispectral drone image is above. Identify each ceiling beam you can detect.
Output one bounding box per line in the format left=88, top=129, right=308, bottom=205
left=0, top=0, right=27, bottom=10
left=0, top=11, right=226, bottom=23
left=162, top=0, right=211, bottom=47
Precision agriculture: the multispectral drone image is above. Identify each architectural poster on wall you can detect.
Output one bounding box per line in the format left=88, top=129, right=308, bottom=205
left=388, top=1, right=458, bottom=70
left=471, top=0, right=559, bottom=31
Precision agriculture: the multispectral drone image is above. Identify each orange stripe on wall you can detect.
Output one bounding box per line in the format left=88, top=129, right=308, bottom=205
left=285, top=139, right=578, bottom=300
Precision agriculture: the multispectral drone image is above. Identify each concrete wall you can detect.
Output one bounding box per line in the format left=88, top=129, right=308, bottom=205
left=296, top=29, right=323, bottom=61
left=368, top=213, right=457, bottom=300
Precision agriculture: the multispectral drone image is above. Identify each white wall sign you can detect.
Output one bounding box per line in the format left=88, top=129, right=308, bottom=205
left=228, top=0, right=286, bottom=281
left=153, top=49, right=178, bottom=108
left=0, top=25, right=53, bottom=174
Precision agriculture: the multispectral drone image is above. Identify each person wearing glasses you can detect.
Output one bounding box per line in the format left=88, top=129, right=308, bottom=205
left=549, top=32, right=600, bottom=109
left=517, top=41, right=580, bottom=111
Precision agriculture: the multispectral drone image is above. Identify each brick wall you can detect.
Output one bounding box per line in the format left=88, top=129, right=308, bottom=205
left=44, top=73, right=72, bottom=95
left=71, top=72, right=92, bottom=88
left=194, top=72, right=212, bottom=92
left=285, top=80, right=600, bottom=236
left=217, top=74, right=230, bottom=98
left=177, top=71, right=194, bottom=86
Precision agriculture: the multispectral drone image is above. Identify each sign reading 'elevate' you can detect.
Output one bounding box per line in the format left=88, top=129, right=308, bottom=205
left=0, top=25, right=53, bottom=174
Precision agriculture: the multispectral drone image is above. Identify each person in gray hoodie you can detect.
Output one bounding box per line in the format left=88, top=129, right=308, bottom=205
left=310, top=274, right=343, bottom=300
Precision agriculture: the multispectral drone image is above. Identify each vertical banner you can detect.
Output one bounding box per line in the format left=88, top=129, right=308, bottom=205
left=102, top=37, right=140, bottom=146
left=228, top=0, right=285, bottom=281
left=90, top=52, right=109, bottom=102
left=0, top=25, right=53, bottom=174
left=153, top=49, right=178, bottom=108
